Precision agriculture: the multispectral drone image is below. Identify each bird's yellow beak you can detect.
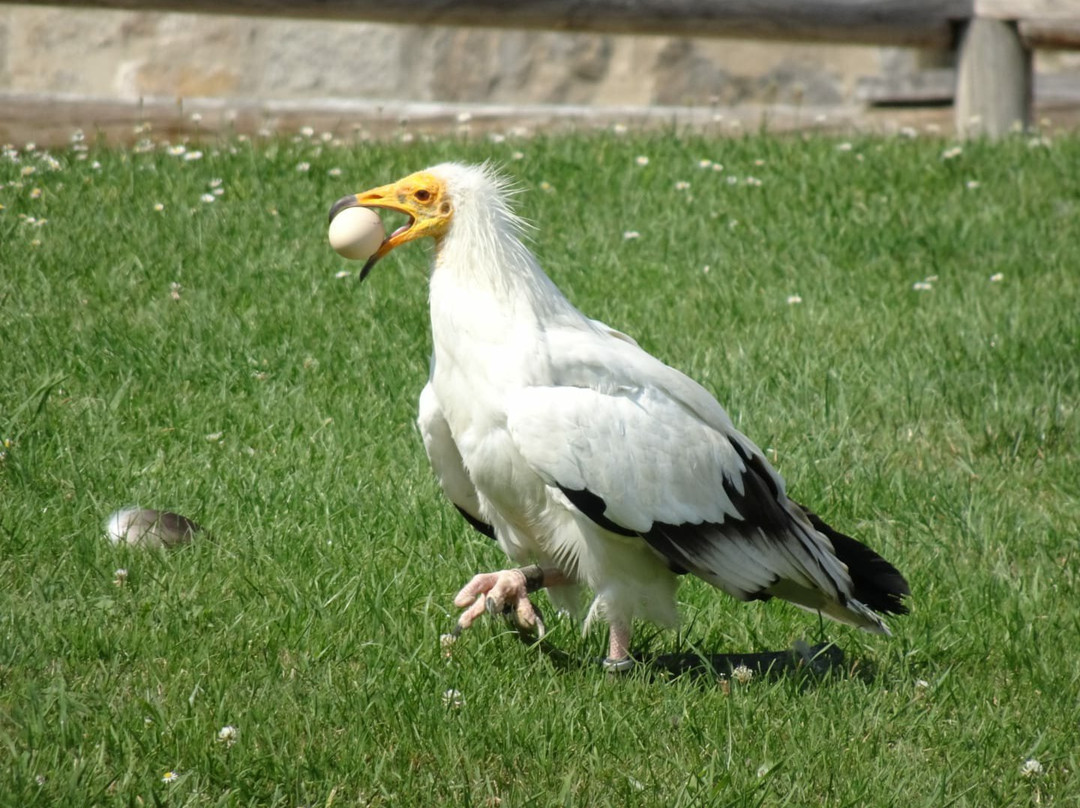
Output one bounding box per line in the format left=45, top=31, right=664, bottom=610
left=328, top=171, right=452, bottom=281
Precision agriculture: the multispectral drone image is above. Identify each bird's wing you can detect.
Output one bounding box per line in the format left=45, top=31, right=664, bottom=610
left=417, top=382, right=494, bottom=538
left=506, top=329, right=859, bottom=612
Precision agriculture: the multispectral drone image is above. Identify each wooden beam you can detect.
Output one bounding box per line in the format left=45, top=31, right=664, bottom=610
left=1021, top=18, right=1080, bottom=48
left=2, top=0, right=973, bottom=47
left=955, top=17, right=1033, bottom=136
left=976, top=0, right=1079, bottom=21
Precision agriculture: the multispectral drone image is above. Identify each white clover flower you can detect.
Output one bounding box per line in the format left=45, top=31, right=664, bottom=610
left=113, top=568, right=128, bottom=586
left=200, top=193, right=216, bottom=203
left=217, top=725, right=239, bottom=747
left=634, top=155, right=649, bottom=166
left=731, top=664, right=754, bottom=684
left=1020, top=759, right=1044, bottom=777
left=442, top=689, right=464, bottom=708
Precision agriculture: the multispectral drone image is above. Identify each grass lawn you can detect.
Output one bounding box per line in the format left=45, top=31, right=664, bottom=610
left=2, top=125, right=1079, bottom=807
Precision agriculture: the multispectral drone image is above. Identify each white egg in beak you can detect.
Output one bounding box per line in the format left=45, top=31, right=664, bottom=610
left=328, top=206, right=386, bottom=262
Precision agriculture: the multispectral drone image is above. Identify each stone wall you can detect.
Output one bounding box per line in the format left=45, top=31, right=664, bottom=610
left=0, top=5, right=884, bottom=107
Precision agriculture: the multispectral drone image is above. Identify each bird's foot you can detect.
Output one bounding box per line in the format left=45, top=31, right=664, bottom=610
left=453, top=569, right=546, bottom=639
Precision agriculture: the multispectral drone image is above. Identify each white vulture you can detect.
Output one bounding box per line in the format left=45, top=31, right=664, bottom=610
left=329, top=162, right=908, bottom=669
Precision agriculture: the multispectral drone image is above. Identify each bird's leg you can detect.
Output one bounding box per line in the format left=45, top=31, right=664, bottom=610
left=603, top=618, right=635, bottom=673
left=453, top=565, right=564, bottom=638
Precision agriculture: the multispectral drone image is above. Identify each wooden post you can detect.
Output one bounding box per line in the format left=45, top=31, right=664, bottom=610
left=955, top=17, right=1033, bottom=137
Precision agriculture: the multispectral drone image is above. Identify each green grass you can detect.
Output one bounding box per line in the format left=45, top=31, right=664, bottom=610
left=2, top=127, right=1079, bottom=807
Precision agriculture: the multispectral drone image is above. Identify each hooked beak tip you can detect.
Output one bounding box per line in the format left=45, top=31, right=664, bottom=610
left=328, top=194, right=359, bottom=224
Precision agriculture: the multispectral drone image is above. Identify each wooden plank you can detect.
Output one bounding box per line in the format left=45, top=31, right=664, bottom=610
left=2, top=0, right=973, bottom=46
left=955, top=17, right=1032, bottom=136
left=1021, top=18, right=1080, bottom=47
left=976, top=0, right=1080, bottom=20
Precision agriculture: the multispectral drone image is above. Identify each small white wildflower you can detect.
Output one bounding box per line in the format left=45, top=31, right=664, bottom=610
left=20, top=165, right=35, bottom=176
left=170, top=281, right=182, bottom=301
left=674, top=181, right=691, bottom=191
left=212, top=188, right=224, bottom=196
left=731, top=664, right=754, bottom=684
left=745, top=176, right=762, bottom=187
left=29, top=188, right=42, bottom=199
left=200, top=193, right=215, bottom=203
left=183, top=150, right=203, bottom=161
left=726, top=175, right=738, bottom=185
left=400, top=132, right=414, bottom=143
left=1020, top=759, right=1044, bottom=778
left=217, top=725, right=239, bottom=747
left=942, top=146, right=963, bottom=160
left=622, top=230, right=640, bottom=240
left=702, top=265, right=710, bottom=274
left=205, top=431, right=224, bottom=442
left=539, top=181, right=554, bottom=193
left=190, top=112, right=203, bottom=123
left=786, top=294, right=803, bottom=305
left=209, top=177, right=223, bottom=188
left=162, top=771, right=180, bottom=784
left=70, top=129, right=85, bottom=143
left=113, top=568, right=128, bottom=586
left=966, top=180, right=980, bottom=190
left=711, top=163, right=724, bottom=172
left=153, top=202, right=164, bottom=212
left=697, top=159, right=713, bottom=169
left=989, top=272, right=1004, bottom=283
left=912, top=281, right=933, bottom=291
left=296, top=162, right=310, bottom=173
left=34, top=774, right=46, bottom=786
left=167, top=145, right=186, bottom=156
left=299, top=125, right=315, bottom=138
left=440, top=633, right=457, bottom=657
left=754, top=159, right=766, bottom=167
left=334, top=270, right=351, bottom=279
left=914, top=679, right=930, bottom=690
left=756, top=763, right=772, bottom=778
left=328, top=167, right=342, bottom=177
left=634, top=155, right=649, bottom=166
left=455, top=112, right=472, bottom=124
left=488, top=132, right=506, bottom=144
left=899, top=126, right=918, bottom=139
left=511, top=151, right=525, bottom=161
left=612, top=123, right=628, bottom=135
left=442, top=688, right=464, bottom=708
left=836, top=142, right=853, bottom=152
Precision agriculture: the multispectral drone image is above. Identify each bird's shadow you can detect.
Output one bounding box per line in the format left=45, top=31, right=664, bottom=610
left=515, top=628, right=853, bottom=685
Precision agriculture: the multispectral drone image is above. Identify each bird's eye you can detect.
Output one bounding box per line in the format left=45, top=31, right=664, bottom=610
left=415, top=189, right=432, bottom=202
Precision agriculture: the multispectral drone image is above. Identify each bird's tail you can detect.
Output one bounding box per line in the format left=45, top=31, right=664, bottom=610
left=799, top=506, right=910, bottom=617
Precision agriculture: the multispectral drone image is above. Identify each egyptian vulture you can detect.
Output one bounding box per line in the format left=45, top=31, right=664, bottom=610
left=329, top=162, right=908, bottom=669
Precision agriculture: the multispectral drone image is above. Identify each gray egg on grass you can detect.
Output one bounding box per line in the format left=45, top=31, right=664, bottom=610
left=104, top=507, right=203, bottom=549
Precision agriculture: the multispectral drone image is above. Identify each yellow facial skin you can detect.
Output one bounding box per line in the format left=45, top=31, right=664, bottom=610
left=328, top=171, right=454, bottom=280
